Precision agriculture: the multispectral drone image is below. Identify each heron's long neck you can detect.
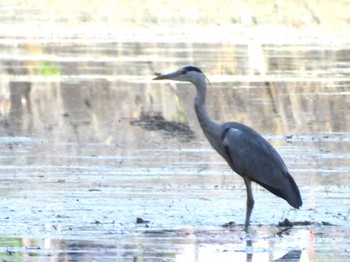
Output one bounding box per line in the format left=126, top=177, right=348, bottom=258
left=194, top=80, right=217, bottom=131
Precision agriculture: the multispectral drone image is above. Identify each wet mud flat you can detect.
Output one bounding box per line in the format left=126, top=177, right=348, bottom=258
left=0, top=23, right=349, bottom=262
left=0, top=96, right=349, bottom=262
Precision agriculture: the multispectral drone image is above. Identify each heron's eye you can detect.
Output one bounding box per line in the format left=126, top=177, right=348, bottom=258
left=180, top=70, right=187, bottom=75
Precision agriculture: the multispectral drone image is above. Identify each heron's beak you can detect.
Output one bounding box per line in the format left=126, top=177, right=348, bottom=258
left=153, top=71, right=179, bottom=80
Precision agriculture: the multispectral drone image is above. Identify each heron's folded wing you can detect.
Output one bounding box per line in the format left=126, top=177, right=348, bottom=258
left=222, top=125, right=302, bottom=208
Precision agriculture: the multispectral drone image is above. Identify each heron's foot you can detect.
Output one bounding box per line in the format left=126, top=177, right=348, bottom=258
left=244, top=221, right=250, bottom=231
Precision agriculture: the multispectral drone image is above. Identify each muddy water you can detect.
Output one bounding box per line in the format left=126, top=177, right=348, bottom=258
left=0, top=36, right=349, bottom=262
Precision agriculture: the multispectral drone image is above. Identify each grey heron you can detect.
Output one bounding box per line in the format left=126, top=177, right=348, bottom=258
left=153, top=65, right=302, bottom=228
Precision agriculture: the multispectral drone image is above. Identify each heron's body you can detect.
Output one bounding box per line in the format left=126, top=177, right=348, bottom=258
left=153, top=65, right=302, bottom=227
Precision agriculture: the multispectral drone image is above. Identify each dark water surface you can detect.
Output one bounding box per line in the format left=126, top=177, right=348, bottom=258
left=0, top=36, right=349, bottom=261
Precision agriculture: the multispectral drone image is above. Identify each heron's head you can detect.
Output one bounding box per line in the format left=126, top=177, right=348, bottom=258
left=153, top=65, right=205, bottom=84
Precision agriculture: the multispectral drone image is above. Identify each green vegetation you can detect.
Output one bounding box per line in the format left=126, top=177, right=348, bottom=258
left=35, top=62, right=61, bottom=76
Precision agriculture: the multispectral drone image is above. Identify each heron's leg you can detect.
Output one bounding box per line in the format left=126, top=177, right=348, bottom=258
left=243, top=177, right=254, bottom=228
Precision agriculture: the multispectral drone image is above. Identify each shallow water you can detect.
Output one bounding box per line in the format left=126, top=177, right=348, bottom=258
left=0, top=22, right=349, bottom=262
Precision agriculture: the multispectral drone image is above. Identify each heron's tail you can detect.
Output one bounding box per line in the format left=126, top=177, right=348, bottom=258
left=284, top=172, right=303, bottom=208
left=252, top=172, right=302, bottom=209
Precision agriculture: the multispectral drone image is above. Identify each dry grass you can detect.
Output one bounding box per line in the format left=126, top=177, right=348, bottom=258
left=1, top=0, right=349, bottom=27
left=0, top=0, right=349, bottom=43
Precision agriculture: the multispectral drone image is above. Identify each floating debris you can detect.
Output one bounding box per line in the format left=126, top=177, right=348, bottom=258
left=222, top=221, right=236, bottom=228
left=278, top=218, right=333, bottom=227
left=136, top=217, right=149, bottom=224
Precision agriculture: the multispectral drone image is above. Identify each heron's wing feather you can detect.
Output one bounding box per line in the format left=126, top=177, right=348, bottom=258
left=222, top=124, right=302, bottom=208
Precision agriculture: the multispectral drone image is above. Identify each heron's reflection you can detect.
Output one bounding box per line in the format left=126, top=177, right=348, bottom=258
left=274, top=250, right=302, bottom=261
left=246, top=237, right=253, bottom=262
left=245, top=229, right=301, bottom=262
